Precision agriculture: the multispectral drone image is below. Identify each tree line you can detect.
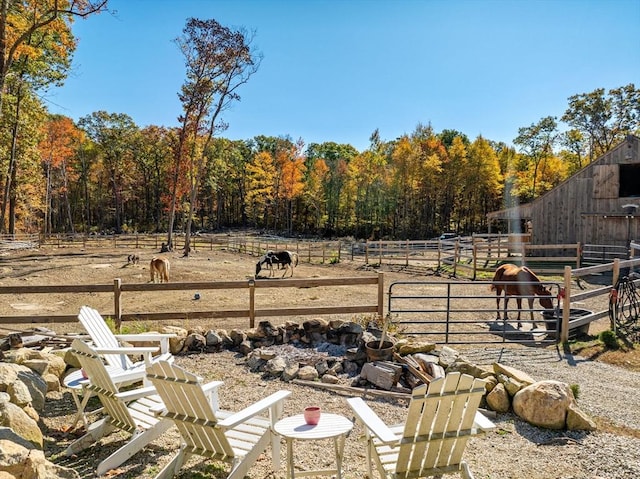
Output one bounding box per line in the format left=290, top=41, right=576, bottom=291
left=1, top=2, right=638, bottom=246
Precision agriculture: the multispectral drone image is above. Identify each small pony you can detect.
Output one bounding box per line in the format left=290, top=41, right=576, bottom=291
left=255, top=250, right=299, bottom=278
left=150, top=257, right=170, bottom=283
left=127, top=254, right=140, bottom=265
left=490, top=263, right=554, bottom=329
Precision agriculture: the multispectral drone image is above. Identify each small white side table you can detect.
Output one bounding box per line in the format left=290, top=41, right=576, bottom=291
left=273, top=412, right=353, bottom=479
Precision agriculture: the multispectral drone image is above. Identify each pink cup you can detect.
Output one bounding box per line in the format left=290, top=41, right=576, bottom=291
left=303, top=406, right=321, bottom=425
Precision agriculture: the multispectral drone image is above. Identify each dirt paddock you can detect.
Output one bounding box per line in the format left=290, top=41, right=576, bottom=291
left=0, top=244, right=609, bottom=339
left=1, top=245, right=640, bottom=479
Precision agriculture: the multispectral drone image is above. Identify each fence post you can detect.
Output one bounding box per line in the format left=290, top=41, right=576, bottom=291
left=405, top=240, right=409, bottom=267
left=377, top=272, right=384, bottom=319
left=114, top=278, right=122, bottom=331
left=365, top=240, right=369, bottom=265
left=561, top=266, right=571, bottom=343
left=576, top=242, right=581, bottom=268
left=378, top=240, right=382, bottom=266
left=453, top=241, right=459, bottom=277
left=249, top=279, right=256, bottom=328
left=472, top=244, right=478, bottom=280
left=337, top=241, right=341, bottom=262
left=612, top=258, right=620, bottom=287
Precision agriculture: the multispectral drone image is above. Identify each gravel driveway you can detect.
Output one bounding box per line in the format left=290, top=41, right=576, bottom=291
left=43, top=345, right=640, bottom=479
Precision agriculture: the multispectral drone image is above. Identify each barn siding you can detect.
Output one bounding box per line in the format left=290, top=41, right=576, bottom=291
left=517, top=135, right=640, bottom=247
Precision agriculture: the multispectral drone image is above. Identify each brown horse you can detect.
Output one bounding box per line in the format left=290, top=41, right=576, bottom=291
left=490, top=264, right=554, bottom=329
left=150, top=257, right=170, bottom=283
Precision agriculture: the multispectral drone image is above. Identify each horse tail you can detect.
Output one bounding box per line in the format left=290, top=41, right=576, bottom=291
left=292, top=252, right=299, bottom=266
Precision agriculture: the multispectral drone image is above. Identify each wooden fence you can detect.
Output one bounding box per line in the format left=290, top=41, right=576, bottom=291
left=0, top=274, right=384, bottom=330
left=559, top=243, right=640, bottom=342
left=362, top=235, right=582, bottom=277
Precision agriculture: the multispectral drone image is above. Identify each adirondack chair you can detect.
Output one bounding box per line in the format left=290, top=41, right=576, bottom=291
left=65, top=339, right=173, bottom=476
left=64, top=305, right=176, bottom=428
left=347, top=372, right=495, bottom=479
left=145, top=360, right=291, bottom=479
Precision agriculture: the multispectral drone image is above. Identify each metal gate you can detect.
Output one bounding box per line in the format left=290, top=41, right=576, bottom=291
left=387, top=280, right=562, bottom=345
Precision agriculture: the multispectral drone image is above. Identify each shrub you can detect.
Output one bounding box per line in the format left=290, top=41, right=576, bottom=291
left=570, top=383, right=580, bottom=400
left=599, top=330, right=620, bottom=349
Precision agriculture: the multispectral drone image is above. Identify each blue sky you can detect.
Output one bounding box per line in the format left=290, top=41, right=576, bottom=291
left=47, top=0, right=640, bottom=152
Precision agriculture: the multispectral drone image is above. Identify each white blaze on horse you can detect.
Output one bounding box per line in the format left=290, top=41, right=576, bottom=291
left=255, top=250, right=299, bottom=278
left=490, top=263, right=554, bottom=329
left=150, top=257, right=170, bottom=283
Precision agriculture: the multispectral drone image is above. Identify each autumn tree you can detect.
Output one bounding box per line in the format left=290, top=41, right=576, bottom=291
left=514, top=116, right=558, bottom=201
left=0, top=0, right=108, bottom=114
left=78, top=111, right=138, bottom=233
left=276, top=139, right=306, bottom=234
left=168, top=17, right=260, bottom=255
left=39, top=115, right=82, bottom=233
left=306, top=141, right=358, bottom=236
left=561, top=84, right=639, bottom=161
left=245, top=150, right=275, bottom=227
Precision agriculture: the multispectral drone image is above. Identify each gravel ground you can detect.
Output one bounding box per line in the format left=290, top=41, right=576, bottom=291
left=42, top=345, right=640, bottom=479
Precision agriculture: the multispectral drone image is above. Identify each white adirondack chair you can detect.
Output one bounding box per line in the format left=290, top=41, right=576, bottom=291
left=64, top=305, right=176, bottom=428
left=65, top=339, right=173, bottom=476
left=347, top=372, right=495, bottom=479
left=145, top=360, right=291, bottom=479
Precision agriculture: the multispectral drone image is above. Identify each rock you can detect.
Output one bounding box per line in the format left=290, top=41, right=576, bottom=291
left=297, top=365, right=319, bottom=381
left=184, top=333, right=206, bottom=352
left=0, top=364, right=18, bottom=392
left=238, top=340, right=253, bottom=356
left=315, top=360, right=329, bottom=376
left=246, top=356, right=266, bottom=373
left=566, top=403, right=597, bottom=431
left=7, top=381, right=31, bottom=408
left=14, top=369, right=46, bottom=412
left=0, top=401, right=43, bottom=448
left=229, top=329, right=247, bottom=346
left=161, top=326, right=188, bottom=354
left=282, top=362, right=300, bottom=382
left=62, top=349, right=81, bottom=369
left=497, top=374, right=524, bottom=397
left=438, top=346, right=459, bottom=368
left=205, top=330, right=222, bottom=347
left=321, top=374, right=340, bottom=384
left=486, top=383, right=511, bottom=413
left=446, top=360, right=491, bottom=379
left=264, top=357, right=287, bottom=377
left=397, top=341, right=436, bottom=355
left=483, top=375, right=499, bottom=392
left=513, top=380, right=575, bottom=430
left=493, top=363, right=536, bottom=386
left=302, top=318, right=329, bottom=334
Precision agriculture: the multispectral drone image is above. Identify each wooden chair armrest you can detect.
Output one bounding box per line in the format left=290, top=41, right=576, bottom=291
left=473, top=411, right=497, bottom=433
left=115, top=333, right=176, bottom=354
left=218, top=390, right=291, bottom=429
left=115, top=385, right=158, bottom=402
left=94, top=346, right=159, bottom=355
left=347, top=397, right=398, bottom=444
left=202, top=380, right=224, bottom=410
left=114, top=333, right=177, bottom=340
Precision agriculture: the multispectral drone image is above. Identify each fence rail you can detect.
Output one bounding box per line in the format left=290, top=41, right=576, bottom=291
left=0, top=274, right=384, bottom=330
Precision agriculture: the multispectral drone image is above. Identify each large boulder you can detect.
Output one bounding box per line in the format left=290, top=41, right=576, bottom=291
left=0, top=401, right=43, bottom=449
left=0, top=431, right=79, bottom=479
left=512, top=380, right=574, bottom=429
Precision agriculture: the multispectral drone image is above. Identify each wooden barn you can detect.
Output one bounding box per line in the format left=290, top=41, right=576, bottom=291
left=488, top=134, right=640, bottom=248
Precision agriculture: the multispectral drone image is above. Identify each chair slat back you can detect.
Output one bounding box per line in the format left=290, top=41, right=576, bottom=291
left=396, top=372, right=486, bottom=476
left=70, top=339, right=137, bottom=433
left=78, top=306, right=133, bottom=371
left=146, top=360, right=234, bottom=458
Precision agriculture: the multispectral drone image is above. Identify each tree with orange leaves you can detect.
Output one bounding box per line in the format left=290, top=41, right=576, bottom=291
left=39, top=115, right=83, bottom=234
